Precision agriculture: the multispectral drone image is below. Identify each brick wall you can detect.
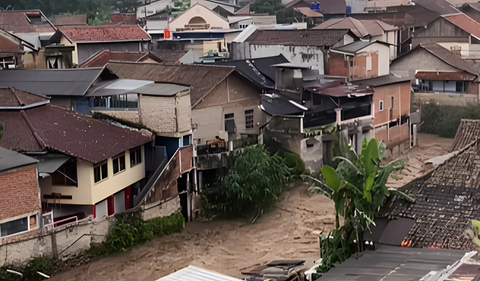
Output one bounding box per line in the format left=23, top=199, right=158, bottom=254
left=139, top=95, right=176, bottom=133
left=328, top=53, right=349, bottom=77
left=0, top=165, right=40, bottom=222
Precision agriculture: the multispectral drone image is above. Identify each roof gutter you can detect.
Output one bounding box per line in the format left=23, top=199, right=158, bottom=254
left=0, top=100, right=50, bottom=110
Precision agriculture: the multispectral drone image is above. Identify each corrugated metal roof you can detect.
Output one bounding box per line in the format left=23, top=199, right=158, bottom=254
left=330, top=40, right=387, bottom=55
left=0, top=68, right=109, bottom=96
left=317, top=244, right=466, bottom=281
left=443, top=13, right=480, bottom=40
left=156, top=266, right=242, bottom=281
left=0, top=147, right=38, bottom=172
left=353, top=74, right=412, bottom=86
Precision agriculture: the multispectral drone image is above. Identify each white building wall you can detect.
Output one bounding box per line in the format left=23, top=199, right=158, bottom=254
left=250, top=44, right=324, bottom=74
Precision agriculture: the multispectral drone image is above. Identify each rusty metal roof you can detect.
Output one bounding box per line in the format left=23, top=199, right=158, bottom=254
left=415, top=71, right=476, bottom=81
left=0, top=103, right=152, bottom=163
left=0, top=10, right=56, bottom=34
left=443, top=13, right=480, bottom=40
left=59, top=25, right=151, bottom=43
left=106, top=62, right=235, bottom=107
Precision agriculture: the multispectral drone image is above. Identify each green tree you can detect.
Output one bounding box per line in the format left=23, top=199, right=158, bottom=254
left=303, top=138, right=404, bottom=274
left=202, top=145, right=289, bottom=221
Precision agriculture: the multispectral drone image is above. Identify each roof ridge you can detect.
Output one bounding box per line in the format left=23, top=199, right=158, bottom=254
left=20, top=109, right=46, bottom=149
left=11, top=87, right=25, bottom=107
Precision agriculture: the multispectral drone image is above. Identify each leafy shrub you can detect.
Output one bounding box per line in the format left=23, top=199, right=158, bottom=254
left=0, top=257, right=50, bottom=281
left=284, top=153, right=305, bottom=177
left=90, top=212, right=184, bottom=257
left=202, top=145, right=290, bottom=219
left=23, top=257, right=51, bottom=281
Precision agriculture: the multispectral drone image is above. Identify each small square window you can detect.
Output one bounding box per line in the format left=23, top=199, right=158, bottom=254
left=245, top=109, right=254, bottom=129
left=130, top=147, right=142, bottom=167
left=379, top=100, right=384, bottom=111
left=94, top=161, right=108, bottom=183
left=113, top=154, right=126, bottom=174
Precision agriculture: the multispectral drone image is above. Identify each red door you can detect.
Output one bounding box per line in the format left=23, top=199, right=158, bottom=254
left=108, top=196, right=114, bottom=216
left=125, top=186, right=132, bottom=210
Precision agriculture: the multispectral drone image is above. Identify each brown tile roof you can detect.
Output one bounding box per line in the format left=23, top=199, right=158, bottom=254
left=293, top=7, right=323, bottom=18
left=381, top=140, right=480, bottom=250
left=0, top=10, right=56, bottom=34
left=245, top=29, right=353, bottom=47
left=450, top=119, right=480, bottom=151
left=419, top=43, right=480, bottom=75
left=150, top=49, right=188, bottom=64
left=106, top=62, right=235, bottom=107
left=0, top=104, right=152, bottom=163
left=0, top=88, right=49, bottom=107
left=59, top=25, right=151, bottom=43
left=313, top=17, right=396, bottom=37
left=78, top=51, right=163, bottom=68
left=443, top=13, right=480, bottom=40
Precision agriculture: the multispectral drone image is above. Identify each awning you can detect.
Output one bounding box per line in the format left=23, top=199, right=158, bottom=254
left=415, top=71, right=476, bottom=81
left=260, top=94, right=304, bottom=117
left=37, top=155, right=71, bottom=174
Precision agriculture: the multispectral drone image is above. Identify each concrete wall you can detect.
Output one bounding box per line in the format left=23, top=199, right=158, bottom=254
left=250, top=44, right=324, bottom=74
left=373, top=82, right=411, bottom=126
left=168, top=4, right=229, bottom=31
left=0, top=196, right=181, bottom=268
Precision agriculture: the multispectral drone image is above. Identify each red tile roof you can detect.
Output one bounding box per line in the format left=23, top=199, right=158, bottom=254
left=0, top=10, right=57, bottom=34
left=0, top=103, right=153, bottom=163
left=0, top=88, right=49, bottom=107
left=443, top=13, right=480, bottom=40
left=59, top=25, right=151, bottom=43
left=78, top=51, right=163, bottom=68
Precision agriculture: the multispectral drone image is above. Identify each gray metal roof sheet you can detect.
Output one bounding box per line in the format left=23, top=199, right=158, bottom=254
left=156, top=265, right=242, bottom=281
left=0, top=147, right=38, bottom=172
left=36, top=154, right=71, bottom=174
left=0, top=68, right=105, bottom=96
left=331, top=40, right=388, bottom=55
left=86, top=80, right=189, bottom=97
left=317, top=245, right=466, bottom=281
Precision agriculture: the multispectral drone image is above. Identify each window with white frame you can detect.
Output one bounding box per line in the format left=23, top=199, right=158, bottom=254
left=94, top=161, right=108, bottom=183
left=113, top=154, right=126, bottom=174
left=130, top=147, right=142, bottom=167
left=0, top=217, right=28, bottom=237
left=245, top=109, right=254, bottom=129
left=47, top=56, right=62, bottom=69
left=379, top=100, right=384, bottom=111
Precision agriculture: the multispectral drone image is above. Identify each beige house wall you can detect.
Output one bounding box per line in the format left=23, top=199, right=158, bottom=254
left=40, top=147, right=146, bottom=205
left=192, top=74, right=262, bottom=142
left=168, top=4, right=229, bottom=31
left=60, top=36, right=77, bottom=64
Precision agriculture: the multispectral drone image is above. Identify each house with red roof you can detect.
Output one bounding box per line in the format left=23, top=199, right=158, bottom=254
left=77, top=50, right=163, bottom=68
left=0, top=88, right=154, bottom=221
left=57, top=25, right=151, bottom=65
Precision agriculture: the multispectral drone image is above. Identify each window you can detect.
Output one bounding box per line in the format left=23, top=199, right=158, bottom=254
left=366, top=56, right=372, bottom=71
left=379, top=100, right=384, bottom=111
left=94, top=161, right=108, bottom=183
left=1, top=217, right=28, bottom=237
left=245, top=109, right=254, bottom=129
left=0, top=56, right=15, bottom=69
left=391, top=97, right=394, bottom=109
left=47, top=56, right=62, bottom=69
left=52, top=159, right=77, bottom=186
left=225, top=113, right=235, bottom=133
left=113, top=154, right=126, bottom=174
left=130, top=147, right=142, bottom=167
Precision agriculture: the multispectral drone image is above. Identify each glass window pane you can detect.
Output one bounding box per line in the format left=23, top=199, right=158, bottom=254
left=113, top=158, right=119, bottom=174
left=1, top=217, right=28, bottom=237
left=94, top=166, right=100, bottom=182
left=101, top=163, right=108, bottom=179
left=120, top=156, right=126, bottom=171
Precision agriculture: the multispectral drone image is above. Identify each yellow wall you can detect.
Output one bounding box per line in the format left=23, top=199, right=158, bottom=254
left=40, top=147, right=146, bottom=205
left=168, top=4, right=229, bottom=31
left=60, top=36, right=77, bottom=64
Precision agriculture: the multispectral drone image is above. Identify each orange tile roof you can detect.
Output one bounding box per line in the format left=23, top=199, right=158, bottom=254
left=443, top=13, right=480, bottom=40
